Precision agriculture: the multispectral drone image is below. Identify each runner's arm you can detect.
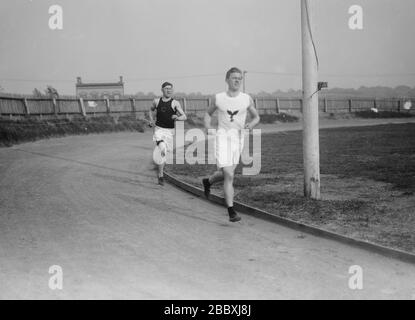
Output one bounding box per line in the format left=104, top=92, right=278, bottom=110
left=148, top=99, right=158, bottom=126
left=204, top=96, right=217, bottom=130
left=245, top=96, right=260, bottom=130
left=172, top=101, right=187, bottom=121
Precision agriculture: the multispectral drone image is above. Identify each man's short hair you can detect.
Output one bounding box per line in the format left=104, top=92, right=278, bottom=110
left=225, top=67, right=243, bottom=80
left=161, top=82, right=173, bottom=89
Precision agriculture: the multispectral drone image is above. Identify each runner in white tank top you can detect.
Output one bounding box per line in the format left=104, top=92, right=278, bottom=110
left=202, top=67, right=260, bottom=222
left=214, top=91, right=251, bottom=169
left=216, top=91, right=251, bottom=132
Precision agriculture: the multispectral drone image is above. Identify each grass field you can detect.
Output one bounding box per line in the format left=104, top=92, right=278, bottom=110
left=184, top=112, right=300, bottom=129
left=168, top=123, right=415, bottom=253
left=184, top=110, right=414, bottom=128
left=354, top=110, right=414, bottom=119
left=2, top=110, right=411, bottom=147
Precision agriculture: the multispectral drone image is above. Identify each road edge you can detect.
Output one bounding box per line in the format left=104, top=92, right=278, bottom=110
left=164, top=171, right=415, bottom=265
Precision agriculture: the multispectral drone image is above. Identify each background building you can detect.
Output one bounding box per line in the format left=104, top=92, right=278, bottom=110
left=76, top=76, right=124, bottom=99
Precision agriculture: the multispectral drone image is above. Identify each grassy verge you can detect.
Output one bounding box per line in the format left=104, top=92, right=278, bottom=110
left=0, top=116, right=146, bottom=147
left=168, top=123, right=415, bottom=253
left=257, top=112, right=299, bottom=123
left=187, top=110, right=414, bottom=126
left=184, top=112, right=299, bottom=129
left=322, top=110, right=415, bottom=120
left=354, top=110, right=414, bottom=118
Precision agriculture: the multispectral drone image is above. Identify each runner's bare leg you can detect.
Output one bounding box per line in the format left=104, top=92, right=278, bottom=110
left=223, top=165, right=237, bottom=207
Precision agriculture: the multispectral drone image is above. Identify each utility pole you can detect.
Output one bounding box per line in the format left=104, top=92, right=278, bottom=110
left=301, top=0, right=320, bottom=199
left=243, top=70, right=247, bottom=93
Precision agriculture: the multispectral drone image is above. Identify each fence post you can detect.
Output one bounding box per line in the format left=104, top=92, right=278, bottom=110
left=79, top=98, right=86, bottom=117
left=23, top=98, right=30, bottom=116
left=182, top=97, right=187, bottom=113
left=300, top=98, right=303, bottom=113
left=130, top=98, right=136, bottom=115
left=105, top=98, right=111, bottom=114
left=348, top=99, right=352, bottom=113
left=254, top=98, right=258, bottom=109
left=397, top=99, right=401, bottom=112
left=374, top=99, right=377, bottom=109
left=276, top=98, right=280, bottom=114
left=324, top=98, right=328, bottom=113
left=52, top=98, right=58, bottom=115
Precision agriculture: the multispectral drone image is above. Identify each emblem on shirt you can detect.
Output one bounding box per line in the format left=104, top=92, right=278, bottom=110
left=227, top=110, right=239, bottom=122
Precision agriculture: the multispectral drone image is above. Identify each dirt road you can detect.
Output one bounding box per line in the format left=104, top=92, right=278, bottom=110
left=0, top=120, right=414, bottom=299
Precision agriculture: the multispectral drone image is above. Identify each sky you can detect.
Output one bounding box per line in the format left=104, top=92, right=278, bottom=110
left=0, top=0, right=414, bottom=95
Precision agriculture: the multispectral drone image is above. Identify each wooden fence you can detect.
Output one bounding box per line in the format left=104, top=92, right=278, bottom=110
left=0, top=95, right=413, bottom=118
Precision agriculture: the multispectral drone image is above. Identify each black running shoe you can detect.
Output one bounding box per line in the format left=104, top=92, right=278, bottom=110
left=158, top=176, right=164, bottom=186
left=228, top=207, right=241, bottom=222
left=202, top=178, right=211, bottom=198
left=229, top=212, right=241, bottom=222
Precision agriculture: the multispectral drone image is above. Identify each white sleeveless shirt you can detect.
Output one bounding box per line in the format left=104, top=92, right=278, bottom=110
left=215, top=91, right=251, bottom=131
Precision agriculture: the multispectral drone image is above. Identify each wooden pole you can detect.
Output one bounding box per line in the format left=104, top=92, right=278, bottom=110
left=182, top=97, right=187, bottom=113
left=105, top=98, right=111, bottom=114
left=130, top=98, right=136, bottom=114
left=79, top=98, right=86, bottom=117
left=23, top=98, right=30, bottom=116
left=301, top=0, right=320, bottom=199
left=52, top=98, right=58, bottom=115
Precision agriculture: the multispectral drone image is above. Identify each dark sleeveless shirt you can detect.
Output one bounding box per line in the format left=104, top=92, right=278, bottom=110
left=155, top=98, right=177, bottom=129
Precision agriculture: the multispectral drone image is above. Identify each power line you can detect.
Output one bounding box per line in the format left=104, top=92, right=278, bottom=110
left=321, top=73, right=415, bottom=78
left=126, top=73, right=224, bottom=82
left=304, top=0, right=319, bottom=69
left=0, top=73, right=225, bottom=84
left=249, top=71, right=301, bottom=76
left=0, top=78, right=75, bottom=83
left=2, top=71, right=415, bottom=84
left=249, top=71, right=415, bottom=77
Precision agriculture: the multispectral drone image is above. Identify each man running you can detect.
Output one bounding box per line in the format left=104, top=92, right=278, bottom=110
left=203, top=67, right=260, bottom=222
left=149, top=82, right=187, bottom=185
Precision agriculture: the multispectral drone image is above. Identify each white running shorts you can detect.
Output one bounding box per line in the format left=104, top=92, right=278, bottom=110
left=153, top=126, right=174, bottom=152
left=215, top=129, right=245, bottom=168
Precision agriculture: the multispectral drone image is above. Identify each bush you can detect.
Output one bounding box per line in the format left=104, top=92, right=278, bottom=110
left=0, top=116, right=146, bottom=147
left=260, top=112, right=299, bottom=124
left=355, top=110, right=414, bottom=118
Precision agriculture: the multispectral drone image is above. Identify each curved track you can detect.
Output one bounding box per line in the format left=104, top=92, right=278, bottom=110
left=0, top=123, right=414, bottom=299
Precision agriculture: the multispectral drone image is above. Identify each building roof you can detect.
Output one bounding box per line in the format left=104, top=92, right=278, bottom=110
left=76, top=76, right=124, bottom=89
left=76, top=82, right=123, bottom=88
